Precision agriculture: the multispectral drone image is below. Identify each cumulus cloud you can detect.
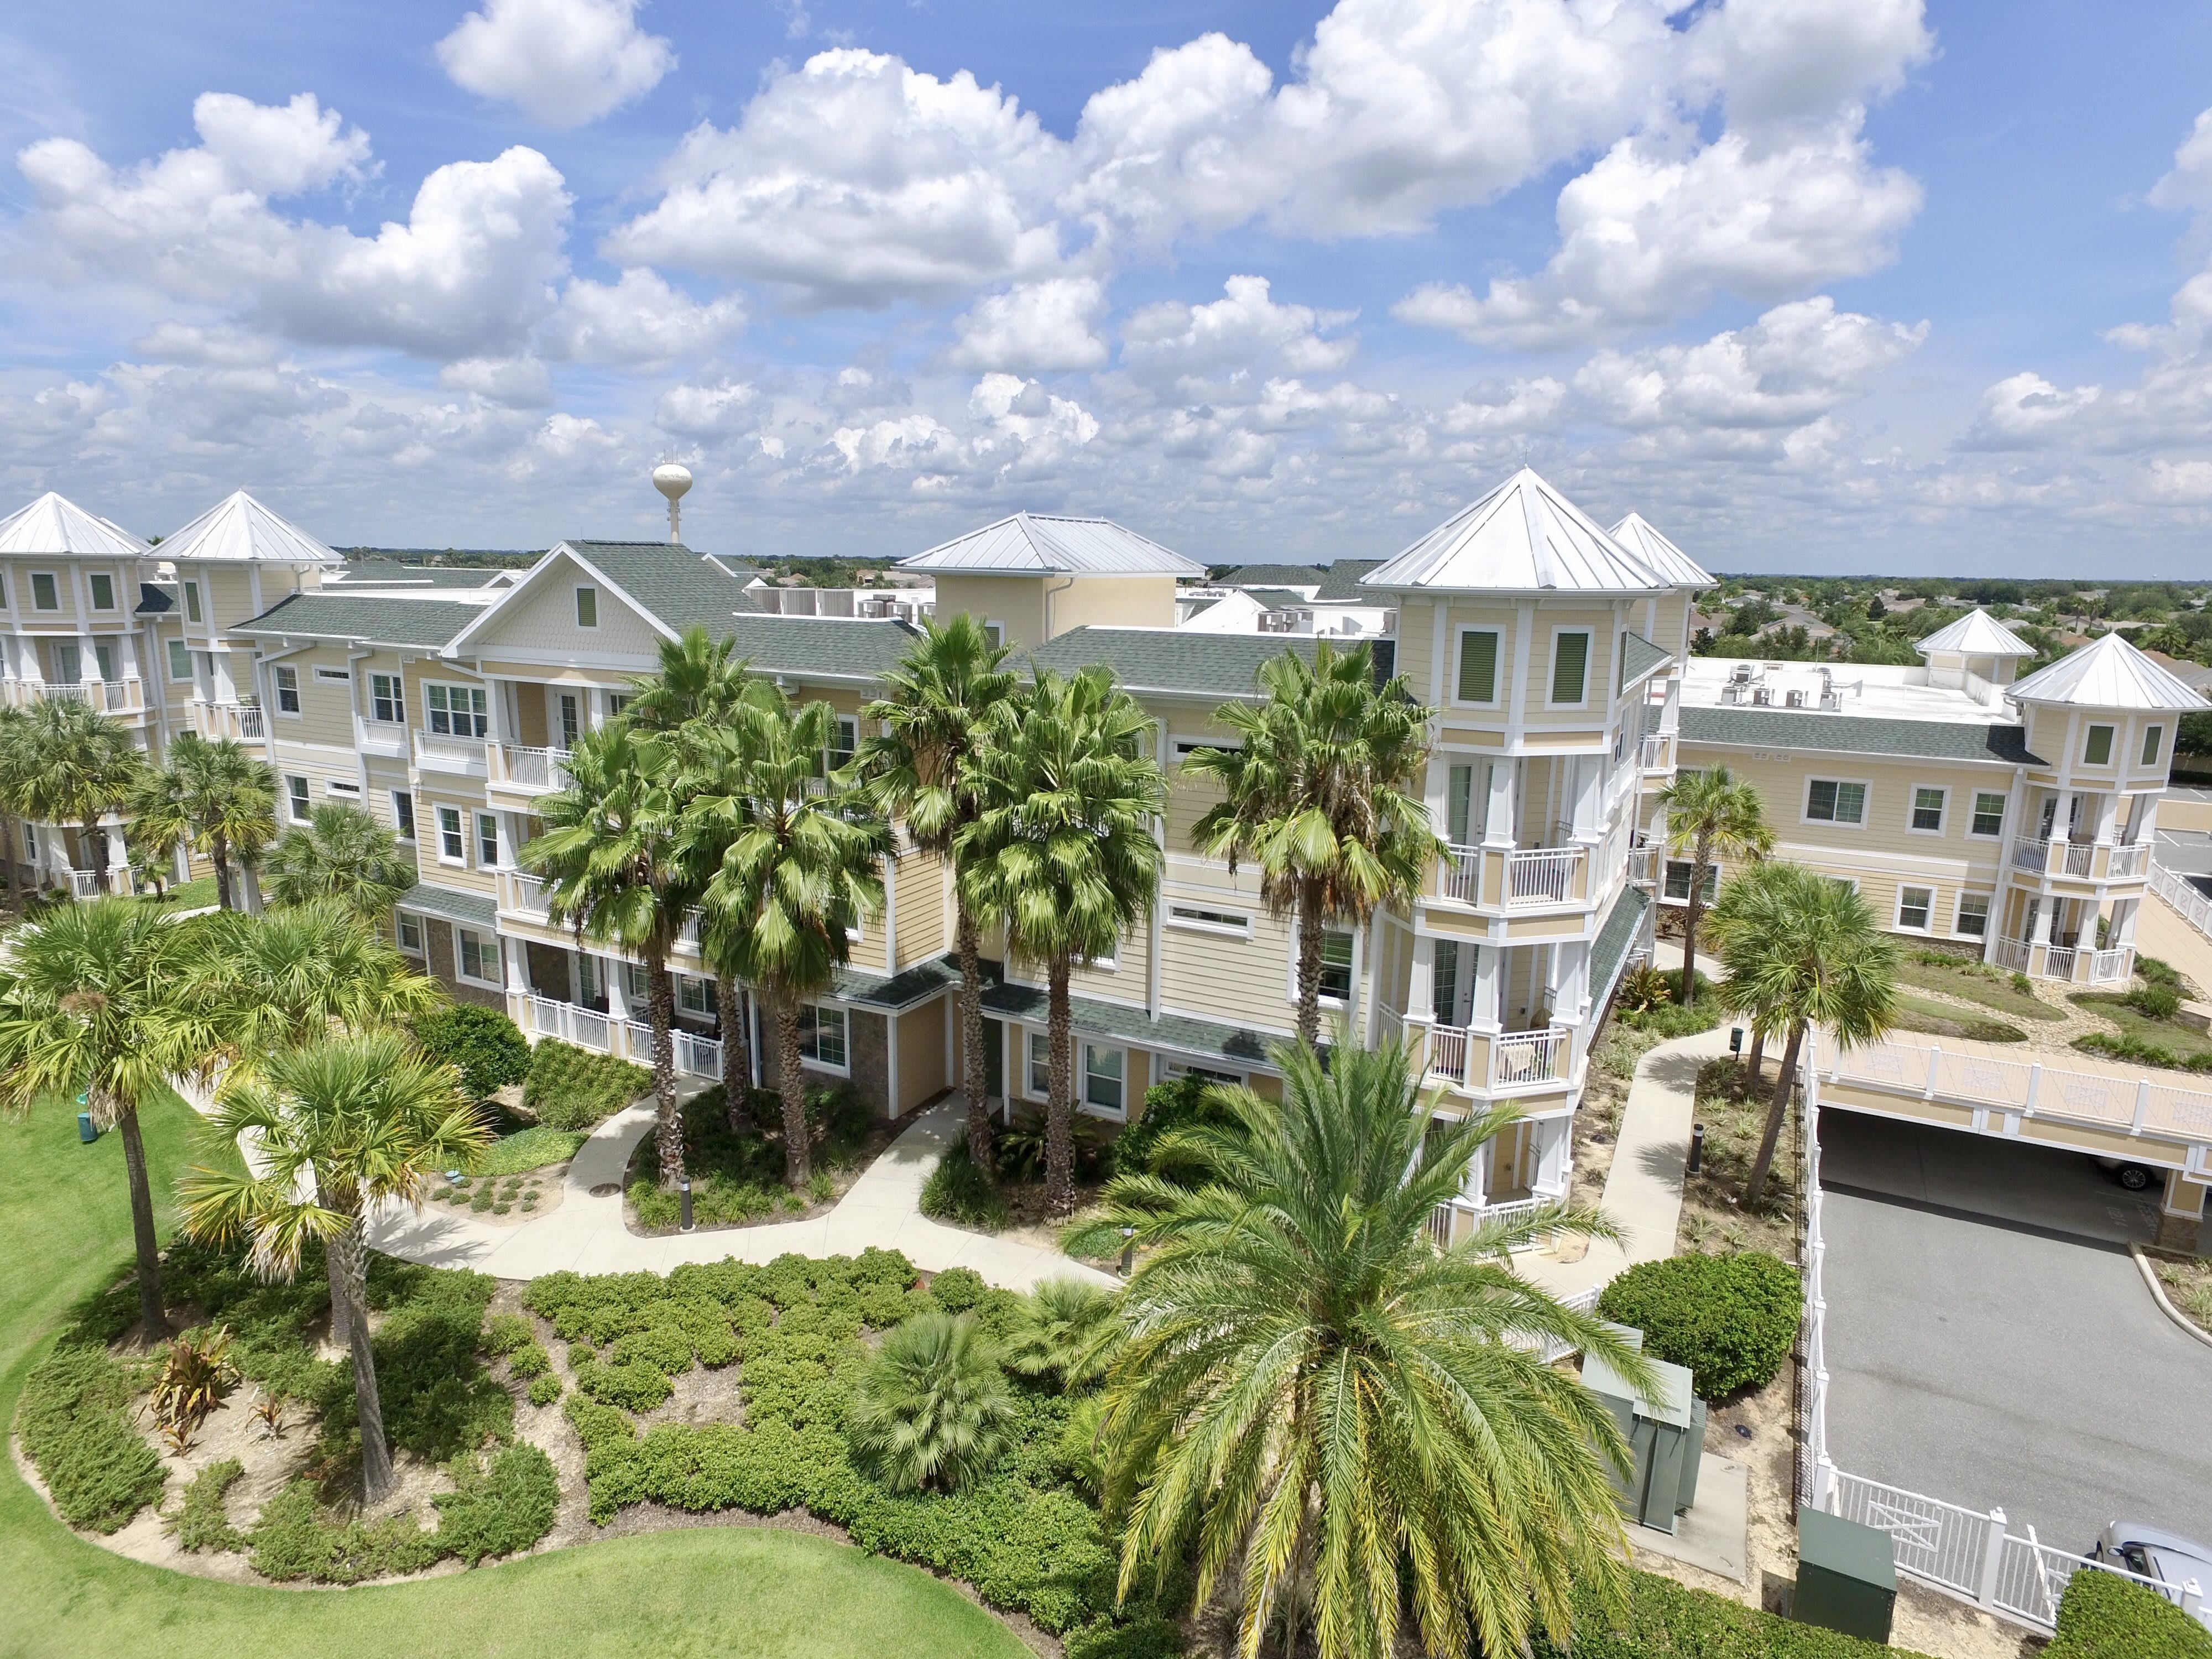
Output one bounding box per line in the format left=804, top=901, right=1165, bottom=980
left=1683, top=0, right=1933, bottom=136
left=1395, top=119, right=1922, bottom=349
left=944, top=278, right=1108, bottom=372
left=606, top=49, right=1070, bottom=305
left=437, top=0, right=675, bottom=127
left=1121, top=275, right=1355, bottom=385
left=542, top=268, right=743, bottom=366
left=2150, top=107, right=2212, bottom=217
left=439, top=356, right=554, bottom=407
left=654, top=378, right=759, bottom=437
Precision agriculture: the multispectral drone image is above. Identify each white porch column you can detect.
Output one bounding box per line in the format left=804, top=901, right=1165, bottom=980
left=1570, top=755, right=1602, bottom=839
left=1483, top=759, right=1518, bottom=849
left=2030, top=896, right=2054, bottom=946
left=1532, top=1116, right=1572, bottom=1198
left=2115, top=897, right=2141, bottom=949
left=504, top=937, right=531, bottom=995
left=2093, top=791, right=2119, bottom=843
left=602, top=955, right=631, bottom=1022
left=1407, top=932, right=1436, bottom=1025
left=1472, top=942, right=1503, bottom=1032
left=1556, top=938, right=1592, bottom=1024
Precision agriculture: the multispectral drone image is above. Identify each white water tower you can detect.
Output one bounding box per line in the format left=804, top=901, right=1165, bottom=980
left=652, top=462, right=693, bottom=544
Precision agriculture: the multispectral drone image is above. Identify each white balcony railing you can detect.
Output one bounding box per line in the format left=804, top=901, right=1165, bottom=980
left=2042, top=944, right=2078, bottom=981
left=500, top=870, right=550, bottom=917
left=67, top=868, right=105, bottom=899
left=415, top=729, right=487, bottom=768
left=2010, top=837, right=2049, bottom=874
left=2087, top=946, right=2134, bottom=984
left=1425, top=1025, right=1470, bottom=1088
left=523, top=994, right=613, bottom=1054
left=2060, top=841, right=2094, bottom=878
left=2107, top=842, right=2150, bottom=879
left=623, top=1020, right=723, bottom=1079
left=1987, top=937, right=2032, bottom=973
left=1439, top=844, right=1481, bottom=904
left=492, top=744, right=574, bottom=792
left=1491, top=1026, right=1571, bottom=1089
left=191, top=700, right=264, bottom=742
left=1503, top=846, right=1582, bottom=906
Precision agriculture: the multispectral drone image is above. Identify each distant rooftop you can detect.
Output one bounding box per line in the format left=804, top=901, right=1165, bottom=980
left=1914, top=608, right=2033, bottom=659
left=1364, top=468, right=1668, bottom=596
left=900, top=512, right=1204, bottom=577
left=2008, top=631, right=2206, bottom=711
left=326, top=562, right=520, bottom=591
left=1681, top=658, right=2016, bottom=728
left=160, top=491, right=340, bottom=565
left=1608, top=513, right=1713, bottom=590
left=0, top=492, right=149, bottom=560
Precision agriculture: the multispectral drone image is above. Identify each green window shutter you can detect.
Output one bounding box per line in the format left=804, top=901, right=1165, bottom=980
left=1457, top=631, right=1498, bottom=703
left=1552, top=632, right=1589, bottom=705
left=2084, top=724, right=2113, bottom=765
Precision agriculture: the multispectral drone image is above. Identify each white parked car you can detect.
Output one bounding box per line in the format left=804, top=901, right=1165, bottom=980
left=2088, top=1521, right=2212, bottom=1629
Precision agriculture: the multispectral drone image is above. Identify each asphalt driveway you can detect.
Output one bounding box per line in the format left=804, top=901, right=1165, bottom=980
left=1819, top=1110, right=2212, bottom=1548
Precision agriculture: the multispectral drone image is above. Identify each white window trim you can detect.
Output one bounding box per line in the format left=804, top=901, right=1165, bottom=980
left=1893, top=884, right=1937, bottom=933
left=1081, top=1041, right=1129, bottom=1123
left=798, top=1002, right=851, bottom=1076
left=2082, top=723, right=2117, bottom=767
left=436, top=805, right=466, bottom=867
left=272, top=665, right=302, bottom=718
left=1166, top=904, right=1253, bottom=940
left=1290, top=922, right=1361, bottom=1010
left=285, top=775, right=311, bottom=823
left=575, top=586, right=598, bottom=629
left=1164, top=1060, right=1246, bottom=1088
left=453, top=925, right=503, bottom=990
left=30, top=571, right=61, bottom=613
left=369, top=673, right=406, bottom=726
left=1906, top=783, right=1949, bottom=837
left=1544, top=628, right=1594, bottom=711
left=1451, top=625, right=1504, bottom=709
left=390, top=789, right=416, bottom=843
left=87, top=572, right=116, bottom=613
left=475, top=811, right=500, bottom=870
left=1953, top=892, right=1992, bottom=939
left=980, top=620, right=1005, bottom=650
left=1966, top=790, right=2008, bottom=839
left=394, top=912, right=424, bottom=956
left=1801, top=776, right=1872, bottom=830
left=1026, top=1029, right=1051, bottom=1101
left=166, top=639, right=191, bottom=681
left=314, top=665, right=352, bottom=682
left=424, top=681, right=491, bottom=738
left=325, top=779, right=361, bottom=797
left=181, top=580, right=202, bottom=625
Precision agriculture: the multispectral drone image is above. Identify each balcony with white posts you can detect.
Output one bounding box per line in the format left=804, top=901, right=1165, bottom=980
left=1426, top=753, right=1603, bottom=916
left=3, top=677, right=145, bottom=714
left=488, top=744, right=575, bottom=796
left=414, top=727, right=488, bottom=777
left=190, top=699, right=264, bottom=742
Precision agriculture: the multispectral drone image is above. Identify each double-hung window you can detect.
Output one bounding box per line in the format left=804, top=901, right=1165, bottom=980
left=1896, top=886, right=1934, bottom=931
left=824, top=714, right=857, bottom=773
left=437, top=806, right=465, bottom=863
left=1319, top=928, right=1355, bottom=1004
left=1805, top=779, right=1866, bottom=825
left=1028, top=1031, right=1051, bottom=1098
left=425, top=682, right=489, bottom=737
left=476, top=812, right=500, bottom=869
left=392, top=790, right=415, bottom=841
left=370, top=673, right=405, bottom=723
left=1969, top=791, right=2006, bottom=838
left=1910, top=787, right=1945, bottom=833
left=395, top=912, right=422, bottom=954
left=286, top=776, right=310, bottom=822
left=1456, top=629, right=1499, bottom=705
left=273, top=666, right=300, bottom=713
left=457, top=927, right=499, bottom=985
left=679, top=977, right=716, bottom=1018
left=1664, top=860, right=1718, bottom=902
left=167, top=639, right=191, bottom=682
left=1083, top=1045, right=1125, bottom=1117
left=1954, top=893, right=1991, bottom=938
left=799, top=1004, right=847, bottom=1070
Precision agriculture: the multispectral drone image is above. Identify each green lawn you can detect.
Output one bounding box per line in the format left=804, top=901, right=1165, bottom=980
left=2071, top=994, right=2212, bottom=1065
left=1890, top=992, right=2028, bottom=1044
left=0, top=1096, right=1026, bottom=1659
left=135, top=875, right=219, bottom=909
left=1894, top=956, right=2063, bottom=1022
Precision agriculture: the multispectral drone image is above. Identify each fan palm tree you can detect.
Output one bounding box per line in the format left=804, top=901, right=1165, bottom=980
left=263, top=801, right=418, bottom=920
left=185, top=900, right=444, bottom=1347
left=1185, top=641, right=1441, bottom=1047
left=0, top=900, right=226, bottom=1338
left=957, top=667, right=1164, bottom=1214
left=130, top=732, right=278, bottom=912
left=1656, top=765, right=1772, bottom=1006
left=1728, top=863, right=1901, bottom=1207
left=13, top=697, right=145, bottom=894
left=1094, top=1039, right=1650, bottom=1659
left=1705, top=859, right=1797, bottom=1090
left=179, top=1032, right=487, bottom=1504
left=847, top=1310, right=1016, bottom=1493
left=858, top=615, right=1018, bottom=1173
left=524, top=723, right=693, bottom=1188
left=684, top=691, right=888, bottom=1188
left=623, top=627, right=763, bottom=1127
left=1003, top=1277, right=1121, bottom=1387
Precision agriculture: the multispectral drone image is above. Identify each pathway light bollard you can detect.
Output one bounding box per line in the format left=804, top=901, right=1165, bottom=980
left=1687, top=1125, right=1705, bottom=1176
left=679, top=1178, right=694, bottom=1233
left=1730, top=1026, right=1744, bottom=1055
left=1120, top=1226, right=1135, bottom=1279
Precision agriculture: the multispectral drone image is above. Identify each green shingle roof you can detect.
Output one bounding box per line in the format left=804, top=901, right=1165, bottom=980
left=1314, top=559, right=1385, bottom=601
left=332, top=563, right=517, bottom=589
left=725, top=613, right=925, bottom=682
left=980, top=982, right=1282, bottom=1071
left=832, top=957, right=964, bottom=1010
left=395, top=882, right=498, bottom=928
left=1215, top=562, right=1327, bottom=587
left=1591, top=884, right=1650, bottom=1010
left=562, top=540, right=749, bottom=635
left=237, top=592, right=487, bottom=648
left=1620, top=633, right=1671, bottom=690
left=1679, top=706, right=2042, bottom=765
left=1027, top=627, right=1322, bottom=700
left=1244, top=587, right=1313, bottom=611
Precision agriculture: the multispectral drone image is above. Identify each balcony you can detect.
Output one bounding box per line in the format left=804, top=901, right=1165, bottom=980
left=1425, top=1196, right=1555, bottom=1251
left=1430, top=844, right=1589, bottom=911
left=488, top=743, right=574, bottom=795
left=1639, top=732, right=1673, bottom=774
left=1987, top=936, right=2133, bottom=985
left=355, top=715, right=409, bottom=758
left=1439, top=844, right=1482, bottom=904
left=413, top=728, right=488, bottom=777
left=2010, top=837, right=2150, bottom=881
left=2106, top=842, right=2151, bottom=879
left=1422, top=1022, right=1574, bottom=1095
left=515, top=993, right=723, bottom=1079
left=190, top=700, right=264, bottom=742
left=6, top=678, right=146, bottom=716
left=498, top=870, right=551, bottom=918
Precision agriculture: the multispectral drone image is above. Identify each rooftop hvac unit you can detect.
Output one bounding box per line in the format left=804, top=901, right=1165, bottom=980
left=1728, top=662, right=1755, bottom=684
left=1786, top=688, right=1807, bottom=708
left=1751, top=686, right=1773, bottom=706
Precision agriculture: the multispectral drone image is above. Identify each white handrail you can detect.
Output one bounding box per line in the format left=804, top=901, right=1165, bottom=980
left=2152, top=859, right=2212, bottom=945
left=1504, top=846, right=1582, bottom=905
left=1490, top=1026, right=1570, bottom=1088
left=1439, top=844, right=1481, bottom=904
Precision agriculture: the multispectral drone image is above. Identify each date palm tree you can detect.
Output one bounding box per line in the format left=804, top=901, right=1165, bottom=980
left=180, top=1031, right=487, bottom=1504
left=958, top=667, right=1164, bottom=1214
left=263, top=801, right=418, bottom=920
left=1656, top=765, right=1772, bottom=1006
left=684, top=690, right=888, bottom=1188
left=1095, top=1039, right=1649, bottom=1659
left=623, top=626, right=762, bottom=1128
left=0, top=900, right=225, bottom=1338
left=1185, top=641, right=1440, bottom=1047
left=1729, top=862, right=1901, bottom=1207
left=858, top=615, right=1018, bottom=1173
left=14, top=696, right=146, bottom=893
left=524, top=723, right=692, bottom=1188
left=129, top=732, right=278, bottom=912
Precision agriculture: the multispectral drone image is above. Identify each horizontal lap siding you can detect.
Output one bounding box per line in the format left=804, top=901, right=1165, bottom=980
left=896, top=1001, right=948, bottom=1114
left=1159, top=906, right=1297, bottom=1033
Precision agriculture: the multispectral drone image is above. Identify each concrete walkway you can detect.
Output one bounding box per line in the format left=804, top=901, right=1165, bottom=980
left=363, top=1101, right=1117, bottom=1291
left=1517, top=1023, right=1732, bottom=1301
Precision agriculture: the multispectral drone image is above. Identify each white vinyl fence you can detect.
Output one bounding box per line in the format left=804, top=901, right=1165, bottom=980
left=2152, top=858, right=2212, bottom=944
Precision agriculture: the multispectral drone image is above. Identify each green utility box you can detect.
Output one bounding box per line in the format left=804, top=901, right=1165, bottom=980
left=1582, top=1329, right=1707, bottom=1535
left=1794, top=1504, right=1897, bottom=1643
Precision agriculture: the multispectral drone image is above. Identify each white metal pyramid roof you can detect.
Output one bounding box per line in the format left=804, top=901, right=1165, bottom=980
left=898, top=512, right=1204, bottom=577
left=1361, top=468, right=1667, bottom=595
left=1607, top=512, right=1713, bottom=589
left=2007, top=632, right=2205, bottom=711
left=0, top=492, right=149, bottom=559
left=1914, top=608, right=2033, bottom=659
left=157, top=490, right=341, bottom=565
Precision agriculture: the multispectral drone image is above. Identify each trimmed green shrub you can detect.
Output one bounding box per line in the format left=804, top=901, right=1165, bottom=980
left=921, top=1140, right=1011, bottom=1230
left=572, top=1353, right=675, bottom=1412
left=2074, top=1031, right=2212, bottom=1073
left=473, top=1127, right=585, bottom=1176
left=1109, top=1076, right=1240, bottom=1183
left=507, top=1342, right=550, bottom=1379
left=1530, top=1567, right=1928, bottom=1657
left=415, top=1004, right=530, bottom=1103
left=166, top=1456, right=245, bottom=1552
left=433, top=1443, right=560, bottom=1565
left=525, top=1040, right=649, bottom=1131
left=15, top=1344, right=166, bottom=1532
left=928, top=1267, right=987, bottom=1314
left=1597, top=1250, right=1802, bottom=1400
left=247, top=1480, right=442, bottom=1584
left=2046, top=1567, right=2212, bottom=1658
left=847, top=1312, right=1015, bottom=1492
left=528, top=1373, right=564, bottom=1407
left=2129, top=982, right=2185, bottom=1020
left=481, top=1312, right=534, bottom=1356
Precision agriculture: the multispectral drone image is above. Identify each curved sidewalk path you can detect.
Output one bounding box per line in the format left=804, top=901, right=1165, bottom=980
left=1515, top=1023, right=1733, bottom=1301
left=364, top=1101, right=1117, bottom=1292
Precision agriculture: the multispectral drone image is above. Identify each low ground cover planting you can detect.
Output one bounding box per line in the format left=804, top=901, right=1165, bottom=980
left=1890, top=992, right=2027, bottom=1044
left=1894, top=950, right=2062, bottom=1023
left=2072, top=988, right=2212, bottom=1072
left=524, top=1040, right=650, bottom=1131
left=1532, top=1568, right=1936, bottom=1657
left=432, top=1168, right=555, bottom=1213
left=624, top=1084, right=881, bottom=1230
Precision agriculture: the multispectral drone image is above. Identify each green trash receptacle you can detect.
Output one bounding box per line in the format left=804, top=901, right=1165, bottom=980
left=1794, top=1504, right=1897, bottom=1643
left=77, top=1110, right=98, bottom=1143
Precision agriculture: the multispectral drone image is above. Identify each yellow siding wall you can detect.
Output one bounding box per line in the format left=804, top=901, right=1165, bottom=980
left=896, top=1002, right=948, bottom=1114
left=932, top=575, right=1046, bottom=647
left=1046, top=575, right=1177, bottom=636
left=472, top=552, right=667, bottom=661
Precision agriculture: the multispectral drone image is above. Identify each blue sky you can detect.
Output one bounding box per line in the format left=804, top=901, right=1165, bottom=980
left=5, top=0, right=2212, bottom=574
